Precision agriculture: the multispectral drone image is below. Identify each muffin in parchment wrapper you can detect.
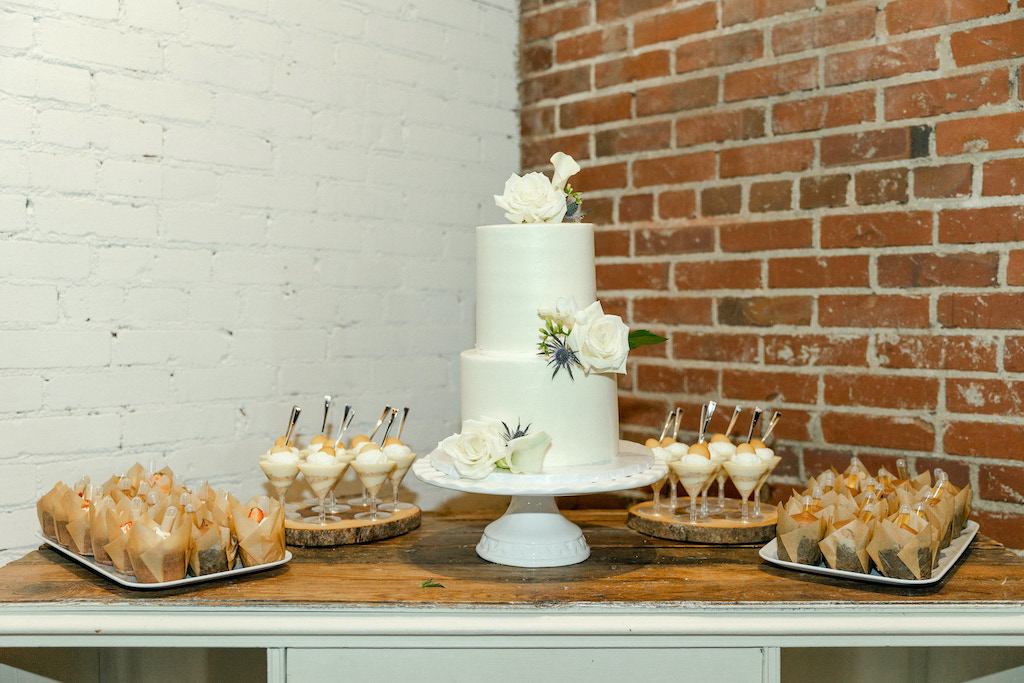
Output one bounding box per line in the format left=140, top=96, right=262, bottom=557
left=922, top=491, right=956, bottom=551
left=189, top=521, right=236, bottom=576
left=63, top=490, right=95, bottom=556
left=776, top=502, right=827, bottom=566
left=89, top=497, right=118, bottom=565
left=210, top=490, right=241, bottom=528
left=103, top=498, right=141, bottom=575
left=866, top=512, right=938, bottom=581
left=231, top=496, right=285, bottom=567
left=36, top=483, right=69, bottom=541
left=819, top=513, right=872, bottom=574
left=953, top=484, right=973, bottom=537
left=126, top=509, right=192, bottom=583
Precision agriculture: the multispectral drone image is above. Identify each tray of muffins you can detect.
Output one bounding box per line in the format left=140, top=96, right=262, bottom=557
left=35, top=462, right=289, bottom=589
left=762, top=456, right=975, bottom=585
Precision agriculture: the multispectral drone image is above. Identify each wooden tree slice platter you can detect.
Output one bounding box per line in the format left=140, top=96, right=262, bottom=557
left=627, top=500, right=776, bottom=545
left=285, top=504, right=421, bottom=547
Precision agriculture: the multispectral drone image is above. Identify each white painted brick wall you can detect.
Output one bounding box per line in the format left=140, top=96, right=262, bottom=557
left=0, top=0, right=519, bottom=567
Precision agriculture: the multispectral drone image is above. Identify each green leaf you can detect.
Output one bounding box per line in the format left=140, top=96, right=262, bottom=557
left=628, top=329, right=667, bottom=350
left=420, top=579, right=445, bottom=588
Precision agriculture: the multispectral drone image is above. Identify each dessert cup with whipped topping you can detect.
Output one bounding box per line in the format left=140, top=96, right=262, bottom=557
left=350, top=450, right=396, bottom=522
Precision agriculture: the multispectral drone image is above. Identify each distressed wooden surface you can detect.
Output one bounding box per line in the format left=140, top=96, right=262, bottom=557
left=285, top=505, right=420, bottom=547
left=627, top=501, right=777, bottom=544
left=1, top=510, right=1023, bottom=607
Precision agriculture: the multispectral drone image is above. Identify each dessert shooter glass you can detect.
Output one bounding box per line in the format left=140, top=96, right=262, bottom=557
left=351, top=460, right=396, bottom=521
left=298, top=459, right=347, bottom=525
left=259, top=458, right=301, bottom=520
left=723, top=459, right=770, bottom=523
left=379, top=450, right=417, bottom=512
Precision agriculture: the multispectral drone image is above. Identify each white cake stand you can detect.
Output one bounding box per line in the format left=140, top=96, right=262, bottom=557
left=413, top=440, right=667, bottom=568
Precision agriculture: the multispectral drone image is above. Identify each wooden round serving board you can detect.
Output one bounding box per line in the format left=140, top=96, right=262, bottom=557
left=285, top=504, right=421, bottom=547
left=627, top=500, right=777, bottom=545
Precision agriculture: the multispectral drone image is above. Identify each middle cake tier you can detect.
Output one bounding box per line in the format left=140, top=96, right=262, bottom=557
left=460, top=349, right=619, bottom=468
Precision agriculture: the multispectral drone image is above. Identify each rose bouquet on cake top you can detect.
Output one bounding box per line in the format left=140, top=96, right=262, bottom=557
left=440, top=419, right=552, bottom=480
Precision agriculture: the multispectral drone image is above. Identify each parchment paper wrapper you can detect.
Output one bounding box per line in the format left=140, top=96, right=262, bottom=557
left=102, top=500, right=136, bottom=575
left=819, top=516, right=872, bottom=573
left=866, top=515, right=937, bottom=580
left=953, top=484, right=973, bottom=537
left=62, top=490, right=93, bottom=555
left=923, top=492, right=955, bottom=550
left=125, top=462, right=148, bottom=494
left=231, top=496, right=285, bottom=567
left=776, top=504, right=827, bottom=566
left=127, top=513, right=191, bottom=583
left=36, top=483, right=68, bottom=541
left=189, top=522, right=235, bottom=576
left=147, top=466, right=174, bottom=495
left=89, top=498, right=116, bottom=565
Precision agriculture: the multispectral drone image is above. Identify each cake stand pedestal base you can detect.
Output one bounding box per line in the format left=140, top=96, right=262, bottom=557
left=475, top=496, right=589, bottom=567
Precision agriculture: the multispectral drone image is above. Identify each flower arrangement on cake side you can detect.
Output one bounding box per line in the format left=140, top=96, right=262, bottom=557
left=440, top=153, right=666, bottom=480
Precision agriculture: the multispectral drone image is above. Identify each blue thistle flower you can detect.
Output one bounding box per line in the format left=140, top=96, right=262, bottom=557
left=501, top=420, right=531, bottom=441
left=542, top=335, right=582, bottom=380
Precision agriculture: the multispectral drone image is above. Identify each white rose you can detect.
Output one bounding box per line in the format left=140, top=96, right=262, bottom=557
left=506, top=431, right=552, bottom=474
left=550, top=152, right=580, bottom=192
left=566, top=301, right=630, bottom=375
left=494, top=172, right=567, bottom=224
left=439, top=419, right=508, bottom=479
left=538, top=296, right=579, bottom=330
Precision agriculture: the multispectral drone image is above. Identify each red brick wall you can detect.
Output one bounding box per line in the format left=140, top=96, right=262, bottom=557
left=520, top=0, right=1024, bottom=548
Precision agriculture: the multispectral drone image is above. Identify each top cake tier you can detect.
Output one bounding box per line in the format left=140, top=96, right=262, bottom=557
left=475, top=223, right=596, bottom=355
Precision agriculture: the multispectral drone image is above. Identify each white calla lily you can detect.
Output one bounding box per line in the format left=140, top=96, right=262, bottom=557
left=550, top=152, right=581, bottom=192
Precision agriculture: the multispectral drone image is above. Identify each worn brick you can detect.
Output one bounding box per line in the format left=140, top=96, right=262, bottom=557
left=556, top=25, right=629, bottom=63
left=877, top=252, right=999, bottom=288
left=936, top=111, right=1024, bottom=155
left=820, top=294, right=930, bottom=328
left=595, top=50, right=671, bottom=88
left=521, top=105, right=555, bottom=138
left=764, top=333, right=869, bottom=367
left=885, top=69, right=1009, bottom=120
left=951, top=18, right=1024, bottom=66
left=523, top=2, right=590, bottom=42
left=636, top=76, right=718, bottom=116
left=618, top=193, right=654, bottom=222
left=718, top=296, right=813, bottom=327
left=800, top=174, right=849, bottom=209
left=721, top=219, right=813, bottom=252
left=877, top=334, right=998, bottom=372
left=822, top=412, right=935, bottom=451
left=521, top=66, right=591, bottom=105
left=521, top=42, right=553, bottom=74
left=983, top=157, right=1024, bottom=197
left=945, top=420, right=1024, bottom=460
left=637, top=225, right=713, bottom=255
left=887, top=0, right=1010, bottom=34
left=675, top=108, right=765, bottom=146
left=914, top=164, right=972, bottom=198
left=721, top=368, right=817, bottom=404
left=939, top=206, right=1024, bottom=244
left=594, top=229, right=630, bottom=257
left=938, top=293, right=1024, bottom=329
left=768, top=255, right=869, bottom=289
left=522, top=134, right=589, bottom=169
left=773, top=90, right=875, bottom=134
left=658, top=190, right=697, bottom=219
left=855, top=168, right=909, bottom=205
left=676, top=29, right=764, bottom=74
left=825, top=374, right=939, bottom=410
left=723, top=57, right=817, bottom=101
left=674, top=331, right=761, bottom=363
left=720, top=139, right=814, bottom=178
left=1005, top=336, right=1024, bottom=372
left=560, top=93, right=632, bottom=128
left=722, top=0, right=816, bottom=27
left=821, top=127, right=927, bottom=167
left=675, top=259, right=761, bottom=290
left=597, top=262, right=669, bottom=290
left=773, top=6, right=875, bottom=56
left=1008, top=250, right=1024, bottom=286
left=824, top=37, right=939, bottom=86
left=979, top=464, right=1024, bottom=504
left=948, top=378, right=1024, bottom=417
left=633, top=151, right=715, bottom=187
left=749, top=181, right=792, bottom=212
left=971, top=511, right=1024, bottom=550
left=821, top=211, right=932, bottom=249
left=701, top=185, right=742, bottom=216
left=595, top=121, right=671, bottom=156
left=634, top=296, right=714, bottom=325
left=618, top=394, right=673, bottom=432
left=635, top=2, right=717, bottom=47
left=636, top=364, right=719, bottom=395
left=576, top=161, right=628, bottom=191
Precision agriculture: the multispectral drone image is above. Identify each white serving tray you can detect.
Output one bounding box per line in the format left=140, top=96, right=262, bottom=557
left=37, top=533, right=291, bottom=590
left=759, top=520, right=978, bottom=586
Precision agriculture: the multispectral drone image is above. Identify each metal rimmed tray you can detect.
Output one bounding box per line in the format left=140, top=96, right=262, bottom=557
left=759, top=521, right=978, bottom=586
left=37, top=533, right=291, bottom=590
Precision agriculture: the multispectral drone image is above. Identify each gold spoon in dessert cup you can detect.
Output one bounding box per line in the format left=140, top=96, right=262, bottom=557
left=379, top=447, right=418, bottom=512
left=260, top=406, right=303, bottom=518
left=351, top=458, right=396, bottom=522
left=320, top=405, right=357, bottom=515
left=723, top=457, right=771, bottom=523
left=745, top=406, right=763, bottom=444
left=749, top=455, right=782, bottom=521
left=298, top=456, right=348, bottom=525
left=671, top=458, right=719, bottom=524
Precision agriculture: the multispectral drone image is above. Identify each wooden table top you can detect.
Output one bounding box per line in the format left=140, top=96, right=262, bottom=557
left=4, top=510, right=1024, bottom=610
